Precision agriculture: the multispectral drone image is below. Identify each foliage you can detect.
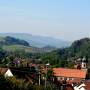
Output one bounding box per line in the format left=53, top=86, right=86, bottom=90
left=41, top=51, right=67, bottom=67
left=0, top=75, right=55, bottom=90
left=0, top=47, right=6, bottom=63
left=47, top=69, right=53, bottom=79
left=41, top=38, right=90, bottom=67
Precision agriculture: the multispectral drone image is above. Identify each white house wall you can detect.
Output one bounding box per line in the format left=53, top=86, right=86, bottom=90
left=4, top=69, right=13, bottom=77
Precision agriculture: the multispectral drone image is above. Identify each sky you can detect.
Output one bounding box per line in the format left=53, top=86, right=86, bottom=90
left=0, top=0, right=90, bottom=41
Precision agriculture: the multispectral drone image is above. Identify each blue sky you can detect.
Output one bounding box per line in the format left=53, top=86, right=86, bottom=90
left=0, top=0, right=90, bottom=41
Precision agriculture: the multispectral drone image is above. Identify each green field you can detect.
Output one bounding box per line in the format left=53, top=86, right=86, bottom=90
left=2, top=45, right=47, bottom=53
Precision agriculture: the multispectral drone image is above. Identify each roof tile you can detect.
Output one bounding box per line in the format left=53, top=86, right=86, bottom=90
left=53, top=68, right=87, bottom=78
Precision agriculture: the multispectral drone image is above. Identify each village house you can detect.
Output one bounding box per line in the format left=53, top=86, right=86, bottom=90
left=53, top=68, right=87, bottom=84
left=66, top=81, right=90, bottom=90
left=0, top=68, right=13, bottom=77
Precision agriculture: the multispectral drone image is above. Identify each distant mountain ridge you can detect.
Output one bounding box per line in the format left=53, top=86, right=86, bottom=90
left=0, top=33, right=70, bottom=48
left=0, top=36, right=29, bottom=46
left=0, top=36, right=54, bottom=53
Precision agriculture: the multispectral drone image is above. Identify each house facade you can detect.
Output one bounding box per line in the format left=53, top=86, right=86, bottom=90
left=53, top=68, right=87, bottom=84
left=0, top=68, right=13, bottom=77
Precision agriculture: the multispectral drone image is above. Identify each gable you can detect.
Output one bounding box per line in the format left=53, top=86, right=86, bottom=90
left=4, top=69, right=13, bottom=77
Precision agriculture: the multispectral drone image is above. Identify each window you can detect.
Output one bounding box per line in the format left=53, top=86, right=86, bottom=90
left=67, top=78, right=69, bottom=81
left=69, top=78, right=74, bottom=80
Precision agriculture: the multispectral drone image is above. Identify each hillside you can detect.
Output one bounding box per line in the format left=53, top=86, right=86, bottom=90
left=0, top=36, right=29, bottom=46
left=0, top=36, right=90, bottom=67
left=0, top=33, right=71, bottom=48
left=2, top=45, right=50, bottom=53
left=56, top=37, right=90, bottom=59
left=41, top=37, right=90, bottom=66
left=69, top=38, right=90, bottom=57
left=0, top=36, right=53, bottom=53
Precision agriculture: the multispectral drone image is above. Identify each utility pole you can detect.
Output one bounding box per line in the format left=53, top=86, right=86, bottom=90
left=45, top=63, right=50, bottom=88
left=45, top=69, right=47, bottom=88
left=39, top=70, right=41, bottom=86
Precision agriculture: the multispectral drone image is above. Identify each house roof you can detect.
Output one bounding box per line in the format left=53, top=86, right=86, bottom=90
left=53, top=68, right=87, bottom=78
left=0, top=68, right=8, bottom=75
left=84, top=80, right=90, bottom=90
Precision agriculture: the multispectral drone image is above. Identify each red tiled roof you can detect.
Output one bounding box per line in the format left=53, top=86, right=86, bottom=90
left=84, top=81, right=90, bottom=90
left=0, top=68, right=8, bottom=75
left=53, top=68, right=87, bottom=78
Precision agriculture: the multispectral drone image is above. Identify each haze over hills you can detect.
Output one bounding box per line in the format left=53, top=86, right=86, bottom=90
left=0, top=36, right=55, bottom=53
left=0, top=33, right=71, bottom=48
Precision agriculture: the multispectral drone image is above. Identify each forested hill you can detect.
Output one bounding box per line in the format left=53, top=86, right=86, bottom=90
left=68, top=37, right=90, bottom=58
left=57, top=37, right=90, bottom=59
left=41, top=38, right=90, bottom=66
left=0, top=36, right=30, bottom=46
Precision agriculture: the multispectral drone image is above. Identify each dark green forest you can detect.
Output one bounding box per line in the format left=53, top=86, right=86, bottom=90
left=0, top=36, right=30, bottom=46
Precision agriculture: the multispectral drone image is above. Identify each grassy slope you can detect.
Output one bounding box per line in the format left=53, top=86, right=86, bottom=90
left=2, top=45, right=46, bottom=53
left=0, top=37, right=5, bottom=41
left=0, top=36, right=52, bottom=53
